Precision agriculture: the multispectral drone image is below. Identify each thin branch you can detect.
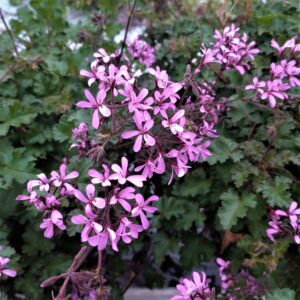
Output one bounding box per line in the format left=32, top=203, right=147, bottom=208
left=0, top=8, right=19, bottom=58
left=116, top=0, right=137, bottom=66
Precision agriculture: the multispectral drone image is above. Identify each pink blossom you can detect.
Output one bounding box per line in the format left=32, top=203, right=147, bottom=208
left=0, top=257, right=16, bottom=278
left=27, top=173, right=50, bottom=192
left=98, top=64, right=131, bottom=96
left=71, top=207, right=102, bottom=242
left=261, top=80, right=290, bottom=108
left=116, top=217, right=143, bottom=244
left=74, top=184, right=106, bottom=210
left=121, top=115, right=155, bottom=152
left=50, top=163, right=79, bottom=192
left=245, top=77, right=266, bottom=94
left=79, top=61, right=105, bottom=86
left=110, top=187, right=136, bottom=212
left=88, top=164, right=111, bottom=187
left=162, top=109, right=186, bottom=135
left=127, top=38, right=156, bottom=67
left=131, top=194, right=159, bottom=229
left=88, top=227, right=118, bottom=252
left=40, top=211, right=66, bottom=239
left=109, top=157, right=146, bottom=187
left=76, top=89, right=111, bottom=129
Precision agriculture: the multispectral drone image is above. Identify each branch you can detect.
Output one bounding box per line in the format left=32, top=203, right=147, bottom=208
left=0, top=9, right=19, bottom=58
left=116, top=0, right=137, bottom=66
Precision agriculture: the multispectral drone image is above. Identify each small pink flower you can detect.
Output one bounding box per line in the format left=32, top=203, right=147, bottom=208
left=76, top=89, right=111, bottom=129
left=88, top=164, right=111, bottom=187
left=121, top=115, right=156, bottom=152
left=109, top=157, right=146, bottom=187
left=131, top=194, right=159, bottom=229
left=50, top=163, right=79, bottom=192
left=74, top=184, right=106, bottom=209
left=0, top=257, right=17, bottom=278
left=162, top=109, right=186, bottom=135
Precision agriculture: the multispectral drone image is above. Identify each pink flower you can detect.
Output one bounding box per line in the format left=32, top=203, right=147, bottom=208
left=121, top=115, right=156, bottom=152
left=109, top=157, right=146, bottom=187
left=245, top=77, right=266, bottom=94
left=110, top=187, right=136, bottom=212
left=98, top=64, right=131, bottom=96
left=88, top=164, right=111, bottom=187
left=261, top=80, right=290, bottom=108
left=126, top=88, right=153, bottom=118
left=94, top=48, right=117, bottom=63
left=27, top=173, right=50, bottom=192
left=0, top=257, right=16, bottom=278
left=76, top=89, right=111, bottom=129
left=88, top=227, right=118, bottom=252
left=127, top=38, right=156, bottom=67
left=50, top=163, right=79, bottom=192
left=40, top=210, right=66, bottom=239
left=162, top=109, right=186, bottom=135
left=116, top=217, right=143, bottom=244
left=131, top=194, right=159, bottom=229
left=71, top=207, right=102, bottom=242
left=74, top=184, right=106, bottom=210
left=79, top=61, right=105, bottom=86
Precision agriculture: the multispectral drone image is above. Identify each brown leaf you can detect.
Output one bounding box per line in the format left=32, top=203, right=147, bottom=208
left=221, top=230, right=244, bottom=253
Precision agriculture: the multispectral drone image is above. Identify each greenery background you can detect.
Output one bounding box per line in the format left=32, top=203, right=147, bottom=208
left=0, top=0, right=299, bottom=299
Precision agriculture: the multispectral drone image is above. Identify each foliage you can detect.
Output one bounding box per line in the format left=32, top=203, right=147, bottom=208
left=0, top=0, right=299, bottom=299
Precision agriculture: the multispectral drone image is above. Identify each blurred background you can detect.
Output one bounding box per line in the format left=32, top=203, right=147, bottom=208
left=0, top=0, right=299, bottom=299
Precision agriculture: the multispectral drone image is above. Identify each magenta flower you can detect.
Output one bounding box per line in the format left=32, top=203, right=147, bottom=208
left=126, top=88, right=153, bottom=118
left=74, top=184, right=106, bottom=209
left=27, top=173, right=50, bottom=192
left=94, top=48, right=117, bottom=63
left=121, top=115, right=156, bottom=152
left=109, top=157, right=146, bottom=187
left=245, top=77, right=266, bottom=94
left=88, top=227, right=118, bottom=252
left=131, top=194, right=159, bottom=229
left=127, top=38, right=156, bottom=67
left=79, top=61, right=105, bottom=86
left=98, top=64, right=131, bottom=96
left=0, top=257, right=16, bottom=278
left=76, top=89, right=111, bottom=129
left=171, top=271, right=213, bottom=300
left=261, top=80, right=290, bottom=108
left=50, top=163, right=79, bottom=192
left=162, top=109, right=186, bottom=135
left=149, top=66, right=169, bottom=88
left=110, top=187, right=136, bottom=212
left=88, top=164, right=111, bottom=187
left=71, top=207, right=102, bottom=242
left=116, top=217, right=143, bottom=244
left=40, top=210, right=66, bottom=239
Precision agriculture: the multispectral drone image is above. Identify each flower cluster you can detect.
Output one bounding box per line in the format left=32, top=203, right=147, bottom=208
left=16, top=162, right=79, bottom=238
left=217, top=258, right=267, bottom=299
left=0, top=246, right=16, bottom=279
left=208, top=24, right=259, bottom=74
left=71, top=156, right=159, bottom=251
left=170, top=271, right=214, bottom=300
left=127, top=37, right=156, bottom=67
left=267, top=201, right=300, bottom=244
left=245, top=37, right=300, bottom=107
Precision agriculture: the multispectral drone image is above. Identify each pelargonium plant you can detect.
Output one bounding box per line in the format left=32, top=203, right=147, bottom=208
left=13, top=3, right=300, bottom=297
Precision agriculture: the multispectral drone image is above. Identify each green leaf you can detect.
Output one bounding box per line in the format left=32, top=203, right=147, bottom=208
left=208, top=136, right=243, bottom=165
left=178, top=169, right=211, bottom=197
left=52, top=115, right=75, bottom=142
left=218, top=190, right=257, bottom=230
left=266, top=288, right=296, bottom=300
left=153, top=232, right=179, bottom=265
left=257, top=176, right=292, bottom=208
left=0, top=100, right=37, bottom=136
left=180, top=235, right=215, bottom=270
left=231, top=161, right=259, bottom=188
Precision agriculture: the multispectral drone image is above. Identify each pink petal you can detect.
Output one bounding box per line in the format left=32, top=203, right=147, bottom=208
left=92, top=109, right=100, bottom=129
left=76, top=101, right=93, bottom=108
left=133, top=135, right=143, bottom=152
left=93, top=197, right=106, bottom=209
left=99, top=105, right=111, bottom=117
left=121, top=130, right=139, bottom=139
